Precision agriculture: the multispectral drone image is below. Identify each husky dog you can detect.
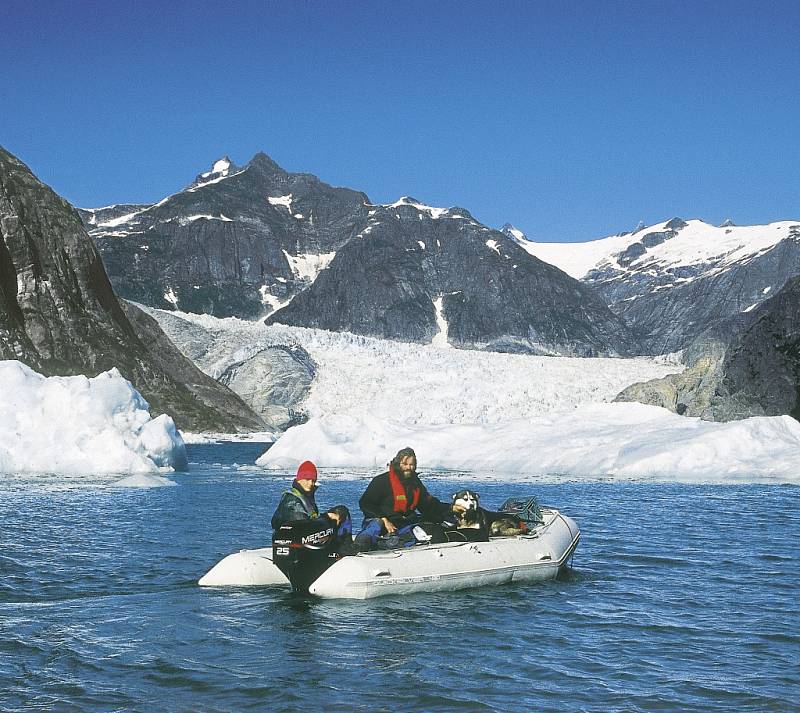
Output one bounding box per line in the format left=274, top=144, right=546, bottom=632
left=452, top=490, right=482, bottom=529
left=451, top=490, right=528, bottom=538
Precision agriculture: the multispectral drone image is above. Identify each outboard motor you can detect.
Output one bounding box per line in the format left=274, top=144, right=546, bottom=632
left=273, top=518, right=340, bottom=594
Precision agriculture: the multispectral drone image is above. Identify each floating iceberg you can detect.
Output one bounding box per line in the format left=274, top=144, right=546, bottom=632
left=257, top=403, right=800, bottom=483
left=0, top=361, right=187, bottom=476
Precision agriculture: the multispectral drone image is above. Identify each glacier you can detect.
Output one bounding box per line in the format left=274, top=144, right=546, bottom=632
left=147, top=310, right=800, bottom=483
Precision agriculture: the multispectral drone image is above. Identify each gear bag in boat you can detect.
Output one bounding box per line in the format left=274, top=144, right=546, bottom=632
left=273, top=518, right=340, bottom=593
left=497, top=496, right=545, bottom=527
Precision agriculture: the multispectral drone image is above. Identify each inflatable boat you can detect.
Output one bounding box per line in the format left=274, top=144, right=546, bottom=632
left=199, top=506, right=580, bottom=599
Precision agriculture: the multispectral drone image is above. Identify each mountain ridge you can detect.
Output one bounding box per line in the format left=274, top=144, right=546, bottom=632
left=86, top=153, right=636, bottom=355
left=0, top=145, right=266, bottom=432
left=518, top=217, right=800, bottom=353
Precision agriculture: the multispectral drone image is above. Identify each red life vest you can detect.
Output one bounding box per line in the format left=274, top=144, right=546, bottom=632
left=389, top=464, right=420, bottom=513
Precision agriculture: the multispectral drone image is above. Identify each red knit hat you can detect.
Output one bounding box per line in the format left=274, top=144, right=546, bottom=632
left=296, top=460, right=318, bottom=482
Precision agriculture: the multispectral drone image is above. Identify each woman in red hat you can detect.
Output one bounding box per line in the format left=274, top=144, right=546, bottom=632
left=271, top=461, right=352, bottom=545
left=271, top=460, right=322, bottom=528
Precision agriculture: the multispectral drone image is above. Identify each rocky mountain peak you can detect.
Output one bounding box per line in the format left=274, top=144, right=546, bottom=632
left=397, top=195, right=421, bottom=205
left=382, top=196, right=467, bottom=221
left=720, top=217, right=736, bottom=228
left=501, top=223, right=528, bottom=243
left=189, top=156, right=239, bottom=188
left=209, top=156, right=234, bottom=175
left=247, top=151, right=287, bottom=176
left=664, top=217, right=688, bottom=231
left=189, top=155, right=239, bottom=188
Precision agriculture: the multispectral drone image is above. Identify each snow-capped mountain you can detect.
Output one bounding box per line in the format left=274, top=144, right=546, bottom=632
left=80, top=152, right=370, bottom=318
left=517, top=218, right=800, bottom=353
left=86, top=155, right=636, bottom=356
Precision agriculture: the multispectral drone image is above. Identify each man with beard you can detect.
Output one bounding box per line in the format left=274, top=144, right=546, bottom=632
left=354, top=447, right=464, bottom=550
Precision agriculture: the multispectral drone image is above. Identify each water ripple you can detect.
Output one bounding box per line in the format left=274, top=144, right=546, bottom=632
left=0, top=448, right=798, bottom=711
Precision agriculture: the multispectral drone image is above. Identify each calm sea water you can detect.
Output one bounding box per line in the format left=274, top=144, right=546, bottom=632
left=1, top=442, right=798, bottom=712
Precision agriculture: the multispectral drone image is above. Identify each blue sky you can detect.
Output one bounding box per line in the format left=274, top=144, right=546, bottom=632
left=2, top=0, right=798, bottom=241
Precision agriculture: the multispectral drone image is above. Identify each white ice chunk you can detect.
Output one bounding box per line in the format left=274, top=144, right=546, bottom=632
left=257, top=404, right=800, bottom=483
left=0, top=361, right=186, bottom=477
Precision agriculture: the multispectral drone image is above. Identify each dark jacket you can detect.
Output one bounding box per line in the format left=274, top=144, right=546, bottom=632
left=359, top=467, right=451, bottom=525
left=271, top=483, right=319, bottom=530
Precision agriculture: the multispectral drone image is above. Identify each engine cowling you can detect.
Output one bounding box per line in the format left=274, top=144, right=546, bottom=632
left=272, top=518, right=340, bottom=593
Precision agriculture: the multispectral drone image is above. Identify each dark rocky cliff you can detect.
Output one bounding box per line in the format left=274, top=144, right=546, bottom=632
left=0, top=146, right=265, bottom=432
left=616, top=276, right=800, bottom=420
left=267, top=199, right=636, bottom=355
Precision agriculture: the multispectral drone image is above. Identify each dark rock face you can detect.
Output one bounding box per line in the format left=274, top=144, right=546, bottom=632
left=86, top=152, right=370, bottom=318
left=144, top=307, right=316, bottom=430
left=119, top=301, right=267, bottom=431
left=616, top=276, right=800, bottom=420
left=585, top=220, right=800, bottom=354
left=0, top=145, right=265, bottom=432
left=267, top=200, right=636, bottom=356
left=715, top=277, right=800, bottom=419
